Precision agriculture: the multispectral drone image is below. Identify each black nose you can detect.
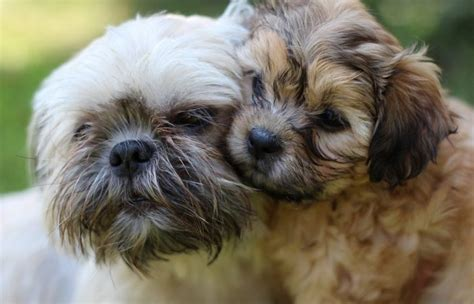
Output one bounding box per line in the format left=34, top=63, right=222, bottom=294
left=248, top=127, right=282, bottom=159
left=109, top=140, right=154, bottom=177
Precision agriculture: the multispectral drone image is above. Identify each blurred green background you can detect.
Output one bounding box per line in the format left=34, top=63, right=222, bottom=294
left=0, top=0, right=473, bottom=194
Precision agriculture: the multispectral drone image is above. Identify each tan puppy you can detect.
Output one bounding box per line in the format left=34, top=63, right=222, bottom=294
left=228, top=0, right=474, bottom=303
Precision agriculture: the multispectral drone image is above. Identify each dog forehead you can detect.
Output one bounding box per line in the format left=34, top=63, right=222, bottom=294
left=34, top=14, right=244, bottom=115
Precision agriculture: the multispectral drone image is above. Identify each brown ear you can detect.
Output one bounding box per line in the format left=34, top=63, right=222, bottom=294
left=368, top=48, right=456, bottom=186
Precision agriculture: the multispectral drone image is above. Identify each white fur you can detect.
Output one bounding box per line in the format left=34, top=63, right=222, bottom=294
left=0, top=190, right=80, bottom=303
left=1, top=2, right=281, bottom=303
left=0, top=190, right=274, bottom=303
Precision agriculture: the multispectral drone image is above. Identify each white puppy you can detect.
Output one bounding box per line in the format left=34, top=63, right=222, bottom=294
left=1, top=2, right=283, bottom=303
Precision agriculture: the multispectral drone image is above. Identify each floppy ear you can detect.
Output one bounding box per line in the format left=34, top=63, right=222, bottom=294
left=368, top=48, right=456, bottom=186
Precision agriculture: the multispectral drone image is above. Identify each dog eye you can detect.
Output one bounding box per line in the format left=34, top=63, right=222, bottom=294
left=173, top=108, right=216, bottom=131
left=315, top=108, right=350, bottom=132
left=73, top=123, right=92, bottom=140
left=252, top=74, right=265, bottom=100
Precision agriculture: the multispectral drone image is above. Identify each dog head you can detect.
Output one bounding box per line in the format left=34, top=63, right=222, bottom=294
left=228, top=0, right=456, bottom=201
left=30, top=4, right=253, bottom=272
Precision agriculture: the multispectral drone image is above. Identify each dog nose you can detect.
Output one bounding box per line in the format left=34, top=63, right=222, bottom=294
left=248, top=127, right=282, bottom=159
left=109, top=140, right=154, bottom=177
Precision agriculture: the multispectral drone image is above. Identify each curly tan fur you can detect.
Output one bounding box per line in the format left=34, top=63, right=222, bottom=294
left=228, top=0, right=474, bottom=302
left=266, top=109, right=474, bottom=303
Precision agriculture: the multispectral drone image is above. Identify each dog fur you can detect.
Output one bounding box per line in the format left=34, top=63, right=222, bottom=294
left=228, top=0, right=474, bottom=302
left=0, top=190, right=80, bottom=303
left=14, top=2, right=285, bottom=303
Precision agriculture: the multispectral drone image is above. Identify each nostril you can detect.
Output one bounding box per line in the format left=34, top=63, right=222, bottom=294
left=109, top=151, right=122, bottom=167
left=132, top=147, right=153, bottom=163
left=248, top=133, right=257, bottom=148
left=248, top=127, right=282, bottom=159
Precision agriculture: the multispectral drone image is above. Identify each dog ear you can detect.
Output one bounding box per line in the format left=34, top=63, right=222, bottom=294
left=368, top=48, right=456, bottom=186
left=220, top=0, right=254, bottom=27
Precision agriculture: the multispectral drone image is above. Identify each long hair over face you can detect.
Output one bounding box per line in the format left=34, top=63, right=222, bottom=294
left=43, top=98, right=251, bottom=272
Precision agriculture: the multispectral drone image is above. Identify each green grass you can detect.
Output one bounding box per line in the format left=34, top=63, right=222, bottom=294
left=132, top=0, right=226, bottom=16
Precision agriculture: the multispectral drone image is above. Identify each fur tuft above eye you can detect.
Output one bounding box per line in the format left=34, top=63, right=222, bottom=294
left=314, top=108, right=350, bottom=132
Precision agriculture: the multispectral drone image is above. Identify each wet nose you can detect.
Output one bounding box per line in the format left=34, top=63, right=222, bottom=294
left=247, top=127, right=282, bottom=159
left=109, top=140, right=154, bottom=177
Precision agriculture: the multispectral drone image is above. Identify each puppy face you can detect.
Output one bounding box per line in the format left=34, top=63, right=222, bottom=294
left=228, top=0, right=456, bottom=201
left=30, top=13, right=251, bottom=271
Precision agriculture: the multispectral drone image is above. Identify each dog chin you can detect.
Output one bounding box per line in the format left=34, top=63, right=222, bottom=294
left=99, top=205, right=220, bottom=271
left=242, top=169, right=321, bottom=202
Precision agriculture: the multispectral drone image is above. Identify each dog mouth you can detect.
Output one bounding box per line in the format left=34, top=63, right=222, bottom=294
left=240, top=168, right=303, bottom=202
left=250, top=178, right=315, bottom=202
left=130, top=194, right=148, bottom=203
left=252, top=160, right=271, bottom=175
left=244, top=152, right=279, bottom=174
left=121, top=193, right=160, bottom=214
left=238, top=159, right=321, bottom=202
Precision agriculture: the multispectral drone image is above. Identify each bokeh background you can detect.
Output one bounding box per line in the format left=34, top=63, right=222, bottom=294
left=1, top=0, right=473, bottom=194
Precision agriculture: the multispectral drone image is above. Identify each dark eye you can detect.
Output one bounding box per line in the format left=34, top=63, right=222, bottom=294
left=73, top=123, right=92, bottom=140
left=173, top=108, right=216, bottom=132
left=315, top=108, right=350, bottom=132
left=252, top=74, right=265, bottom=99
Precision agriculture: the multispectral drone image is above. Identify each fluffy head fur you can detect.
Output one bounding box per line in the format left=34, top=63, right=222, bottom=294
left=30, top=8, right=252, bottom=272
left=228, top=0, right=457, bottom=201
